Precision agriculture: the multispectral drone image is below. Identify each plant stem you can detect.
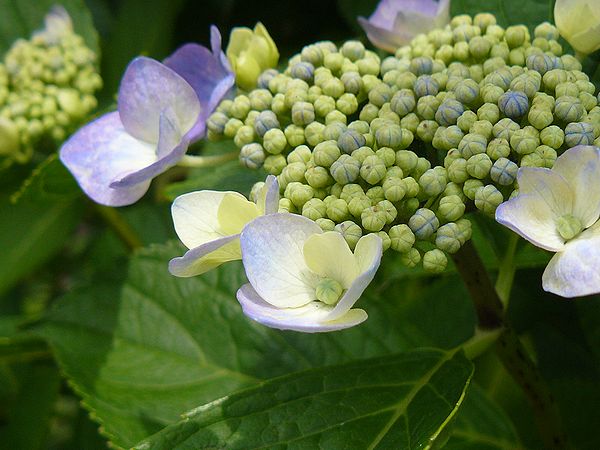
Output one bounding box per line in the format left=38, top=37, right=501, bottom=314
left=495, top=233, right=519, bottom=306
left=95, top=205, right=142, bottom=252
left=178, top=151, right=239, bottom=168
left=451, top=240, right=568, bottom=449
left=452, top=241, right=503, bottom=330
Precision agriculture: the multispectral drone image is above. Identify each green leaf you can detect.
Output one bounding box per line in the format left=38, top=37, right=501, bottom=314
left=451, top=0, right=555, bottom=30
left=0, top=192, right=84, bottom=297
left=446, top=384, right=521, bottom=450
left=0, top=0, right=99, bottom=56
left=37, top=242, right=476, bottom=448
left=135, top=349, right=472, bottom=450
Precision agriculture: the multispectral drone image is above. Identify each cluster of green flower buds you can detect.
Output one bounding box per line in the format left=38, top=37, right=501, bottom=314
left=0, top=8, right=101, bottom=167
left=208, top=13, right=600, bottom=273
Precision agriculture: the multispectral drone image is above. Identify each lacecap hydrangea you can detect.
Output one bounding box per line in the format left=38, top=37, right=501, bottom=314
left=206, top=12, right=600, bottom=274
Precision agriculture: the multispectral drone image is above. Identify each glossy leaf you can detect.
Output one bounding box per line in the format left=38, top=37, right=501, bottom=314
left=134, top=349, right=473, bottom=450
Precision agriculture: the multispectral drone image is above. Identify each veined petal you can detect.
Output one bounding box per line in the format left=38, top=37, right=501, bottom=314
left=325, top=234, right=383, bottom=321
left=303, top=232, right=359, bottom=289
left=164, top=30, right=235, bottom=141
left=59, top=112, right=155, bottom=206
left=569, top=22, right=600, bottom=54
left=236, top=284, right=367, bottom=332
left=217, top=193, right=261, bottom=235
left=172, top=190, right=250, bottom=249
left=256, top=175, right=279, bottom=215
left=542, top=221, right=600, bottom=297
left=552, top=145, right=600, bottom=227
left=516, top=167, right=573, bottom=218
left=495, top=193, right=565, bottom=252
left=358, top=17, right=413, bottom=52
left=240, top=213, right=322, bottom=308
left=555, top=0, right=581, bottom=37
left=169, top=235, right=241, bottom=277
left=118, top=57, right=200, bottom=144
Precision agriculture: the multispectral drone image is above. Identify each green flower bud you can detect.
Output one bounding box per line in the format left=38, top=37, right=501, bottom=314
left=457, top=110, right=478, bottom=132
left=399, top=177, right=418, bottom=199
left=534, top=145, right=557, bottom=168
left=264, top=154, right=287, bottom=175
left=372, top=146, right=393, bottom=166
left=325, top=110, right=347, bottom=126
left=492, top=118, right=520, bottom=140
left=372, top=123, right=401, bottom=149
left=580, top=92, right=598, bottom=112
left=459, top=133, right=488, bottom=158
left=400, top=113, right=420, bottom=134
left=435, top=222, right=462, bottom=254
left=415, top=95, right=440, bottom=120
left=526, top=53, right=554, bottom=75
left=435, top=99, right=465, bottom=126
left=415, top=120, right=438, bottom=143
left=554, top=96, right=585, bottom=123
left=302, top=198, right=327, bottom=220
left=240, top=143, right=265, bottom=169
left=377, top=199, right=398, bottom=224
left=539, top=125, right=564, bottom=149
left=357, top=58, right=380, bottom=76
left=422, top=249, right=447, bottom=272
left=412, top=157, right=432, bottom=181
left=284, top=88, right=308, bottom=110
left=490, top=42, right=510, bottom=61
left=244, top=110, right=260, bottom=129
left=359, top=155, right=386, bottom=185
left=505, top=25, right=529, bottom=48
left=510, top=129, right=539, bottom=155
left=230, top=95, right=251, bottom=119
left=484, top=66, right=513, bottom=88
left=498, top=90, right=529, bottom=119
left=340, top=71, right=363, bottom=96
left=249, top=89, right=273, bottom=111
left=468, top=36, right=491, bottom=60
left=419, top=167, right=447, bottom=197
left=290, top=101, right=314, bottom=126
left=300, top=43, right=324, bottom=66
left=528, top=106, right=554, bottom=130
left=576, top=80, right=595, bottom=95
left=463, top=179, right=484, bottom=200
left=365, top=186, right=385, bottom=204
left=348, top=194, right=371, bottom=217
left=283, top=161, right=307, bottom=182
left=480, top=84, right=504, bottom=103
left=278, top=198, right=296, bottom=213
left=454, top=79, right=480, bottom=105
left=414, top=75, right=440, bottom=98
left=207, top=111, right=229, bottom=135
left=399, top=247, right=420, bottom=267
left=380, top=177, right=405, bottom=202
left=334, top=93, right=357, bottom=116
left=474, top=184, right=503, bottom=214
left=305, top=166, right=333, bottom=188
left=469, top=120, right=494, bottom=140
left=438, top=195, right=466, bottom=222
left=388, top=224, right=415, bottom=253
left=287, top=145, right=311, bottom=164
left=338, top=129, right=366, bottom=154
left=542, top=69, right=567, bottom=91
left=489, top=157, right=518, bottom=186
left=395, top=150, right=419, bottom=174
left=409, top=208, right=439, bottom=240
left=340, top=184, right=364, bottom=202
left=409, top=56, right=433, bottom=75
left=555, top=82, right=579, bottom=98
left=341, top=40, right=365, bottom=61
left=465, top=153, right=492, bottom=179
left=314, top=218, right=334, bottom=231
left=322, top=77, right=345, bottom=99
left=448, top=158, right=469, bottom=183
left=378, top=105, right=400, bottom=124
left=367, top=82, right=392, bottom=107
left=361, top=205, right=386, bottom=231
left=330, top=221, right=362, bottom=251
left=393, top=70, right=416, bottom=90
left=313, top=95, right=336, bottom=118
left=452, top=41, right=470, bottom=61
left=254, top=110, right=279, bottom=137
left=443, top=148, right=462, bottom=169
left=534, top=21, right=559, bottom=40
left=330, top=154, right=360, bottom=184
left=220, top=117, right=243, bottom=139
left=262, top=128, right=287, bottom=154
left=565, top=122, right=595, bottom=147
left=290, top=61, right=315, bottom=83
left=286, top=182, right=314, bottom=208
left=314, top=277, right=343, bottom=305
left=270, top=93, right=287, bottom=116
left=304, top=121, right=325, bottom=147
left=350, top=146, right=374, bottom=164
left=475, top=103, right=499, bottom=125
left=520, top=152, right=544, bottom=167
left=310, top=140, right=338, bottom=167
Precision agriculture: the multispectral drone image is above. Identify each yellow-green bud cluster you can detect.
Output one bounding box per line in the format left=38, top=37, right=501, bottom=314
left=0, top=11, right=101, bottom=167
left=209, top=14, right=600, bottom=273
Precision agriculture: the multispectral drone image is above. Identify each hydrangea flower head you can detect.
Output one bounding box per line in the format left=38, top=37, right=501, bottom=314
left=496, top=145, right=600, bottom=297
left=237, top=213, right=383, bottom=332
left=169, top=175, right=279, bottom=277
left=358, top=0, right=451, bottom=52
left=60, top=27, right=234, bottom=206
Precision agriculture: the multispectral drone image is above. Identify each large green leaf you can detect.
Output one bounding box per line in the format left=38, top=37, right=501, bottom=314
left=452, top=0, right=555, bottom=30
left=446, top=384, right=521, bottom=450
left=134, top=349, right=472, bottom=450
left=37, top=242, right=476, bottom=448
left=0, top=0, right=99, bottom=55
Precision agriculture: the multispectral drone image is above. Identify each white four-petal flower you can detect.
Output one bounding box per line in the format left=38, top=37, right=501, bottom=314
left=496, top=145, right=600, bottom=297
left=169, top=175, right=279, bottom=277
left=237, top=213, right=383, bottom=332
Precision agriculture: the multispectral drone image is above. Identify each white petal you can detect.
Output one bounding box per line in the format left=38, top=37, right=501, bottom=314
left=542, top=222, right=600, bottom=297
left=171, top=191, right=254, bottom=249
left=118, top=57, right=200, bottom=143
left=496, top=194, right=565, bottom=252
left=59, top=112, right=155, bottom=206
left=236, top=284, right=367, bottom=332
left=358, top=17, right=413, bottom=52
left=168, top=235, right=241, bottom=277
left=552, top=145, right=600, bottom=227
left=217, top=194, right=261, bottom=236
left=256, top=175, right=279, bottom=215
left=303, top=232, right=359, bottom=288
left=517, top=167, right=573, bottom=218
left=325, top=234, right=383, bottom=321
left=240, top=214, right=322, bottom=308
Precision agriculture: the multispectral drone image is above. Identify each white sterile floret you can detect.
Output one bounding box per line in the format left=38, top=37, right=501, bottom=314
left=495, top=145, right=600, bottom=297
left=169, top=175, right=278, bottom=277
left=237, top=213, right=383, bottom=332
